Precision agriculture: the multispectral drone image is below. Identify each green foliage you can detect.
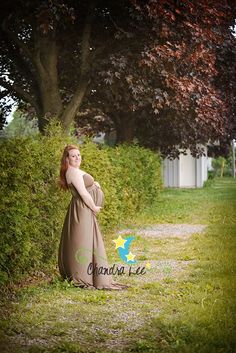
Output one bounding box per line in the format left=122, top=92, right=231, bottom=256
left=0, top=121, right=72, bottom=285
left=211, top=156, right=233, bottom=177
left=3, top=110, right=39, bottom=138
left=106, top=143, right=163, bottom=217
left=0, top=123, right=162, bottom=285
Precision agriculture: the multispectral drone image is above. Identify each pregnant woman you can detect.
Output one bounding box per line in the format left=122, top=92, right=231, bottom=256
left=58, top=144, right=128, bottom=290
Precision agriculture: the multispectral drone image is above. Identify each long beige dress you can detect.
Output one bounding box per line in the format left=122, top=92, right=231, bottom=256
left=58, top=173, right=128, bottom=290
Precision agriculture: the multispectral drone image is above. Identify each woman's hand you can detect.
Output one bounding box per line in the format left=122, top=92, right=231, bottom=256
left=94, top=181, right=101, bottom=188
left=93, top=206, right=102, bottom=215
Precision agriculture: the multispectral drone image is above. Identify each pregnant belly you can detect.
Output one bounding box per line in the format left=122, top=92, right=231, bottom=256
left=89, top=185, right=104, bottom=207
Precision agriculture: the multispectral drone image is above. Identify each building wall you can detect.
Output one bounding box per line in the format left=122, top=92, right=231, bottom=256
left=163, top=158, right=179, bottom=187
left=195, top=145, right=208, bottom=187
left=163, top=146, right=208, bottom=188
left=179, top=150, right=196, bottom=187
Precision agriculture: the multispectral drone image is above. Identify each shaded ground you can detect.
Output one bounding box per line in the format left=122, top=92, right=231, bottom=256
left=0, top=178, right=235, bottom=353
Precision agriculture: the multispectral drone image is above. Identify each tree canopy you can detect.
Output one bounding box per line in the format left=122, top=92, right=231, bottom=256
left=0, top=0, right=236, bottom=156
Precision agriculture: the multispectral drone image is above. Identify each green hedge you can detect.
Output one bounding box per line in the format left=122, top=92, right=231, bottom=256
left=0, top=123, right=162, bottom=285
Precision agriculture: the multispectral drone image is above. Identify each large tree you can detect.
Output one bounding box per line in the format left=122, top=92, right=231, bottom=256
left=0, top=0, right=99, bottom=131
left=80, top=0, right=236, bottom=156
left=0, top=0, right=235, bottom=157
left=0, top=0, right=143, bottom=132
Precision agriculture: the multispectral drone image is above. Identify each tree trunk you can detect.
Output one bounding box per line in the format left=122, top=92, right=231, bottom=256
left=59, top=0, right=96, bottom=132
left=33, top=31, right=63, bottom=132
left=113, top=111, right=136, bottom=144
left=60, top=78, right=89, bottom=132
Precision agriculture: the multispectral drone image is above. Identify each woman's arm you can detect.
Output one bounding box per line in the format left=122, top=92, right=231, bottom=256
left=69, top=169, right=101, bottom=214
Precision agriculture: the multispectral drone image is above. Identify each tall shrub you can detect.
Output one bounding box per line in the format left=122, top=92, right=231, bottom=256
left=107, top=144, right=163, bottom=216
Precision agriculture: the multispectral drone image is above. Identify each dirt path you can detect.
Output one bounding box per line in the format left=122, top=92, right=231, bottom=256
left=118, top=223, right=207, bottom=238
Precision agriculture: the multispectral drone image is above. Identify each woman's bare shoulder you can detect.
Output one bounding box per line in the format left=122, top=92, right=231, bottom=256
left=66, top=167, right=85, bottom=184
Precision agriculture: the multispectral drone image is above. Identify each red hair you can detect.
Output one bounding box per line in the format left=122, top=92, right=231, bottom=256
left=59, top=144, right=80, bottom=190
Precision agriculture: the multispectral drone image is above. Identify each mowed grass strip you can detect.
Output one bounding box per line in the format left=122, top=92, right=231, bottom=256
left=0, top=177, right=235, bottom=353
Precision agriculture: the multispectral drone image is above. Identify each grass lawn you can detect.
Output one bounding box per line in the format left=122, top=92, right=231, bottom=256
left=0, top=177, right=235, bottom=353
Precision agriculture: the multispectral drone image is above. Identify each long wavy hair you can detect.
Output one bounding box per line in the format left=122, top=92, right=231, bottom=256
left=59, top=144, right=80, bottom=190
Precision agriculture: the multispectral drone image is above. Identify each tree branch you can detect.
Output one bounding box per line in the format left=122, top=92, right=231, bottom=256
left=2, top=19, right=35, bottom=64
left=80, top=0, right=97, bottom=77
left=1, top=19, right=42, bottom=103
left=0, top=90, right=10, bottom=99
left=109, top=14, right=133, bottom=38
left=0, top=78, right=37, bottom=108
left=33, top=27, right=57, bottom=78
left=61, top=0, right=97, bottom=128
left=1, top=31, right=36, bottom=84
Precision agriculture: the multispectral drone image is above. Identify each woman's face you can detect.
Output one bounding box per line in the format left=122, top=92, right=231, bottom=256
left=67, top=148, right=81, bottom=168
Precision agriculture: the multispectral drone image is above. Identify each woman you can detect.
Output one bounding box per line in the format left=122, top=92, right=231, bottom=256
left=58, top=144, right=128, bottom=290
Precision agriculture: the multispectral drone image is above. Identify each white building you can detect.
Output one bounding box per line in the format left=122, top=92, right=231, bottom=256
left=163, top=146, right=208, bottom=188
